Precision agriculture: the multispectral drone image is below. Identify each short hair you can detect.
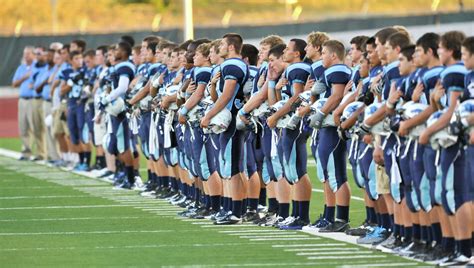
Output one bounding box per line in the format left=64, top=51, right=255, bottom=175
left=132, top=45, right=141, bottom=55
left=117, top=41, right=132, bottom=57
left=120, top=35, right=135, bottom=47
left=191, top=38, right=211, bottom=50
left=259, top=35, right=285, bottom=48
left=290, top=38, right=307, bottom=60
left=179, top=39, right=193, bottom=51
left=47, top=48, right=55, bottom=54
left=161, top=43, right=178, bottom=56
left=71, top=39, right=86, bottom=52
left=365, top=36, right=376, bottom=48
left=107, top=44, right=116, bottom=51
left=375, top=27, right=398, bottom=45
left=307, top=31, right=330, bottom=52
left=387, top=32, right=411, bottom=49
left=416, top=32, right=440, bottom=58
left=196, top=43, right=212, bottom=58
left=142, top=35, right=160, bottom=45
left=49, top=42, right=63, bottom=50
left=323, top=40, right=345, bottom=61
left=462, top=36, right=474, bottom=55
left=84, top=49, right=95, bottom=58
left=350, top=35, right=369, bottom=52
left=400, top=45, right=416, bottom=61
left=147, top=41, right=158, bottom=54
left=210, top=39, right=222, bottom=54
left=69, top=50, right=82, bottom=60
left=241, top=44, right=259, bottom=66
left=440, top=31, right=466, bottom=60
left=62, top=44, right=70, bottom=53
left=268, top=44, right=286, bottom=58
left=223, top=33, right=243, bottom=54
left=96, top=45, right=108, bottom=56
left=393, top=25, right=411, bottom=39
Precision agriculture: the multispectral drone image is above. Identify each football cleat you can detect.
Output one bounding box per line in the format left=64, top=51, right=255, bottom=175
left=318, top=219, right=350, bottom=233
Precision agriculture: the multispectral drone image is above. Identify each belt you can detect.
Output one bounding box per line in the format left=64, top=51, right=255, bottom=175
left=20, top=97, right=32, bottom=100
left=44, top=99, right=52, bottom=102
left=34, top=96, right=42, bottom=100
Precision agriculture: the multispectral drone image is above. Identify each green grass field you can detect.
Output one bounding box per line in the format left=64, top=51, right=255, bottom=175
left=0, top=138, right=422, bottom=267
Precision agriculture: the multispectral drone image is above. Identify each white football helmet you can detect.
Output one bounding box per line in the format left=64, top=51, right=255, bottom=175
left=298, top=91, right=313, bottom=106
left=456, top=99, right=474, bottom=131
left=311, top=80, right=327, bottom=96
left=252, top=102, right=270, bottom=118
left=105, top=97, right=126, bottom=116
left=402, top=101, right=429, bottom=139
left=341, top=101, right=365, bottom=126
left=139, top=96, right=153, bottom=111
left=364, top=102, right=389, bottom=136
left=187, top=104, right=205, bottom=123
left=310, top=98, right=336, bottom=128
left=428, top=109, right=458, bottom=149
left=207, top=108, right=232, bottom=134
left=269, top=100, right=292, bottom=129
left=165, top=84, right=180, bottom=110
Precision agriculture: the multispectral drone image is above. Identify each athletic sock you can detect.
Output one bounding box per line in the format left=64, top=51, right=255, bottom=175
left=96, top=156, right=105, bottom=168
left=336, top=205, right=349, bottom=222
left=258, top=188, right=267, bottom=206
left=205, top=195, right=211, bottom=210
left=163, top=177, right=170, bottom=188
left=291, top=200, right=299, bottom=218
left=79, top=152, right=85, bottom=164
left=445, top=237, right=455, bottom=252
left=368, top=207, right=377, bottom=224
left=84, top=151, right=91, bottom=166
left=458, top=239, right=472, bottom=257
left=125, top=166, right=135, bottom=184
left=232, top=200, right=243, bottom=218
left=326, top=206, right=335, bottom=222
left=268, top=198, right=278, bottom=213
left=133, top=169, right=139, bottom=177
left=210, top=195, right=221, bottom=212
left=431, top=222, right=442, bottom=245
left=299, top=201, right=310, bottom=223
left=248, top=198, right=259, bottom=212
left=241, top=199, right=247, bottom=215
left=421, top=225, right=428, bottom=242
left=404, top=226, right=413, bottom=242
left=413, top=224, right=421, bottom=241
left=278, top=203, right=290, bottom=219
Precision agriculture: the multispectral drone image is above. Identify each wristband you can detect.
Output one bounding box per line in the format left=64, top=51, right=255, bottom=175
left=179, top=107, right=188, bottom=116
left=268, top=80, right=276, bottom=89
left=386, top=101, right=395, bottom=109
left=238, top=108, right=249, bottom=116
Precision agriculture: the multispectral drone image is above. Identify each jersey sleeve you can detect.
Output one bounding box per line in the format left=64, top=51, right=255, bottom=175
left=222, top=64, right=244, bottom=81
left=196, top=70, right=211, bottom=85
left=443, top=72, right=465, bottom=92
left=117, top=66, right=135, bottom=81
left=288, top=67, right=310, bottom=85
left=327, top=70, right=351, bottom=85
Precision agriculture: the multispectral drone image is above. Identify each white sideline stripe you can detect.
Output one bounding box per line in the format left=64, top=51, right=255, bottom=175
left=241, top=235, right=310, bottom=239
left=284, top=247, right=359, bottom=252
left=0, top=230, right=173, bottom=236
left=140, top=208, right=182, bottom=212
left=250, top=237, right=320, bottom=241
left=0, top=204, right=129, bottom=210
left=297, top=250, right=374, bottom=256
left=302, top=228, right=372, bottom=249
left=229, top=232, right=298, bottom=236
left=0, top=216, right=146, bottom=222
left=0, top=195, right=91, bottom=200
left=273, top=243, right=345, bottom=248
left=220, top=229, right=292, bottom=233
left=307, top=255, right=385, bottom=260
left=200, top=224, right=257, bottom=228
left=339, top=263, right=419, bottom=267
left=191, top=222, right=214, bottom=225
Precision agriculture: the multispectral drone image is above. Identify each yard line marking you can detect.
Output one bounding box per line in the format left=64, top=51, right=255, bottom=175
left=0, top=216, right=148, bottom=222
left=297, top=250, right=374, bottom=256
left=228, top=232, right=298, bottom=236
left=0, top=195, right=91, bottom=200
left=272, top=243, right=345, bottom=248
left=284, top=247, right=359, bottom=252
left=0, top=204, right=130, bottom=210
left=311, top=188, right=364, bottom=202
left=240, top=235, right=310, bottom=239
left=250, top=237, right=320, bottom=241
left=200, top=224, right=257, bottom=228
left=0, top=230, right=174, bottom=236
left=307, top=255, right=385, bottom=260
left=220, top=229, right=291, bottom=233
left=339, top=263, right=419, bottom=267
left=191, top=222, right=214, bottom=225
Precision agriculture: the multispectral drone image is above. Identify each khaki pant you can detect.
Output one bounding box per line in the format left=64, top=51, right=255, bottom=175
left=42, top=101, right=60, bottom=161
left=31, top=98, right=45, bottom=159
left=53, top=102, right=69, bottom=136
left=18, top=98, right=33, bottom=157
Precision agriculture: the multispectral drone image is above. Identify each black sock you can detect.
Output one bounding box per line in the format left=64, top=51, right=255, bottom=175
left=368, top=207, right=377, bottom=224
left=291, top=200, right=299, bottom=218
left=147, top=170, right=152, bottom=182
left=413, top=224, right=421, bottom=241
left=458, top=239, right=472, bottom=257
left=431, top=222, right=442, bottom=245
left=268, top=198, right=278, bottom=213
left=336, top=205, right=349, bottom=222
left=232, top=200, right=243, bottom=218
left=322, top=204, right=327, bottom=218
left=405, top=226, right=413, bottom=242
left=79, top=152, right=85, bottom=164
left=421, top=225, right=428, bottom=242
left=163, top=177, right=170, bottom=188
left=299, top=201, right=310, bottom=222
left=248, top=198, right=259, bottom=211
left=326, top=206, right=335, bottom=222
left=96, top=156, right=105, bottom=168
left=242, top=199, right=248, bottom=215
left=125, top=166, right=135, bottom=184
left=205, top=195, right=211, bottom=210
left=258, top=188, right=267, bottom=206
left=365, top=206, right=370, bottom=222
left=210, top=195, right=221, bottom=212
left=381, top=213, right=391, bottom=230
left=445, top=237, right=455, bottom=252
left=278, top=203, right=290, bottom=219
left=84, top=152, right=91, bottom=166
left=221, top=196, right=227, bottom=210
left=133, top=169, right=139, bottom=177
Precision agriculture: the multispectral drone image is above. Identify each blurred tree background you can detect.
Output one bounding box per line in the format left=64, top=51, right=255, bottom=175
left=0, top=0, right=470, bottom=36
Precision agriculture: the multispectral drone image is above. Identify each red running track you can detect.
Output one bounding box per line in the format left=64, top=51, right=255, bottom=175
left=0, top=97, right=19, bottom=138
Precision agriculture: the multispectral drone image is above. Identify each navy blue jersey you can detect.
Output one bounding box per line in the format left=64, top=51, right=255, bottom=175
left=464, top=70, right=474, bottom=99
left=324, top=64, right=352, bottom=95
left=147, top=62, right=166, bottom=79
left=360, top=65, right=383, bottom=97
left=350, top=65, right=361, bottom=92
left=247, top=65, right=259, bottom=96
left=252, top=62, right=268, bottom=94
left=282, top=62, right=311, bottom=100
left=309, top=60, right=329, bottom=98
left=382, top=61, right=401, bottom=101
left=401, top=69, right=422, bottom=102
left=440, top=62, right=467, bottom=107
left=162, top=70, right=177, bottom=87
left=111, top=61, right=135, bottom=89
left=67, top=67, right=86, bottom=99
left=193, top=66, right=212, bottom=86
left=137, top=63, right=149, bottom=76
left=418, top=66, right=443, bottom=104
left=218, top=58, right=249, bottom=113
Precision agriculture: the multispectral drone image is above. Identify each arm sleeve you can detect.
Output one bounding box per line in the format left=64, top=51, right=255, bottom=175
left=107, top=75, right=130, bottom=102
left=12, top=66, right=22, bottom=84
left=443, top=73, right=465, bottom=92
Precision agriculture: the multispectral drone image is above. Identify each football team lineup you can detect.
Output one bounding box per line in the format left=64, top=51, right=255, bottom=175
left=2, top=8, right=474, bottom=266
